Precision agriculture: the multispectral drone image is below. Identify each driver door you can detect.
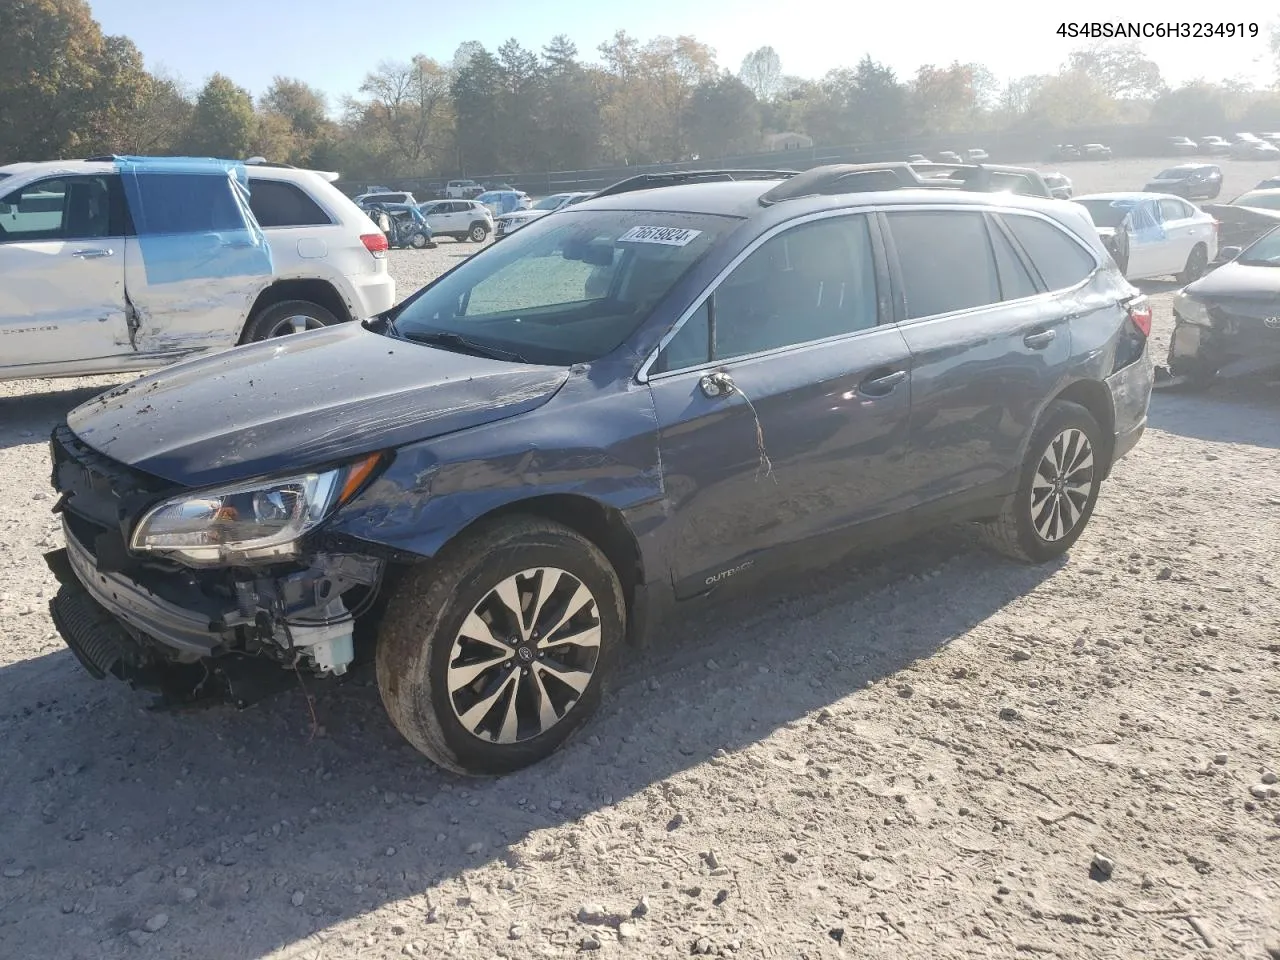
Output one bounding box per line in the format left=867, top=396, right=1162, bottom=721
left=0, top=175, right=132, bottom=377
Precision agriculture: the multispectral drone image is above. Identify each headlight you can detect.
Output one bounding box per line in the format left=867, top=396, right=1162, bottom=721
left=1173, top=292, right=1212, bottom=327
left=130, top=453, right=384, bottom=566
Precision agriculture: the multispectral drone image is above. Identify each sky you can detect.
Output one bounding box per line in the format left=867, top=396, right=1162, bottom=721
left=88, top=0, right=1277, bottom=105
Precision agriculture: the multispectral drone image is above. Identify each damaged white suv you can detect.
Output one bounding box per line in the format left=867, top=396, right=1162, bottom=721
left=0, top=156, right=395, bottom=382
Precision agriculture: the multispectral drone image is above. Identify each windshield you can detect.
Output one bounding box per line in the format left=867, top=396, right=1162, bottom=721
left=1074, top=198, right=1135, bottom=228
left=1238, top=228, right=1280, bottom=265
left=1233, top=191, right=1280, bottom=211
left=387, top=209, right=741, bottom=365
left=533, top=195, right=566, bottom=211
left=1155, top=168, right=1192, bottom=179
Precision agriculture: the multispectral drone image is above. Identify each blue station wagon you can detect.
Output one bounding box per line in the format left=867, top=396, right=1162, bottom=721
left=45, top=164, right=1154, bottom=775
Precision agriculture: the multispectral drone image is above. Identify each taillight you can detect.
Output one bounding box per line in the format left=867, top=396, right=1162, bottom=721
left=1126, top=297, right=1152, bottom=338
left=361, top=233, right=389, bottom=258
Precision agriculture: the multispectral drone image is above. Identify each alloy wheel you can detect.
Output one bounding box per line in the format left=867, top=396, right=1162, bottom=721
left=1030, top=428, right=1095, bottom=542
left=446, top=567, right=601, bottom=744
left=267, top=314, right=326, bottom=337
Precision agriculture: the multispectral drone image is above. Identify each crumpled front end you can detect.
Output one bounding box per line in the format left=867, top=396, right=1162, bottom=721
left=44, top=424, right=385, bottom=708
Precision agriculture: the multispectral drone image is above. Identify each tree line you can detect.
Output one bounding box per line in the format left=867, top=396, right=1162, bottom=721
left=4, top=0, right=1280, bottom=182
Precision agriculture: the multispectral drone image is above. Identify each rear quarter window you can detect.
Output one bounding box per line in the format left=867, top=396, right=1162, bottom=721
left=1000, top=214, right=1096, bottom=291
left=247, top=179, right=333, bottom=228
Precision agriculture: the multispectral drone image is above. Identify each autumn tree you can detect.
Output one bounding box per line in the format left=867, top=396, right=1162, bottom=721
left=115, top=70, right=192, bottom=154
left=910, top=63, right=979, bottom=135
left=356, top=56, right=453, bottom=173
left=1149, top=82, right=1232, bottom=129
left=184, top=74, right=256, bottom=158
left=739, top=46, right=783, bottom=101
left=1068, top=43, right=1165, bottom=100
left=1024, top=69, right=1117, bottom=128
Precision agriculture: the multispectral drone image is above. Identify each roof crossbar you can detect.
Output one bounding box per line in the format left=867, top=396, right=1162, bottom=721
left=593, top=168, right=800, bottom=199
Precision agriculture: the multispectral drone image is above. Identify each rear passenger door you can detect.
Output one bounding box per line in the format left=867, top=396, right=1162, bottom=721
left=1157, top=197, right=1200, bottom=273
left=882, top=208, right=1080, bottom=503
left=646, top=212, right=915, bottom=598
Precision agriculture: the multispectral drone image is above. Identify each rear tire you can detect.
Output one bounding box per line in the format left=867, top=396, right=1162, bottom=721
left=979, top=401, right=1104, bottom=564
left=468, top=223, right=489, bottom=243
left=375, top=516, right=625, bottom=776
left=240, top=299, right=341, bottom=344
left=1178, top=244, right=1209, bottom=284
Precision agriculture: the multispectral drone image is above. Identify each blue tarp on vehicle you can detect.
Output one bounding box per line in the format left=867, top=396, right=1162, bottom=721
left=114, top=156, right=273, bottom=286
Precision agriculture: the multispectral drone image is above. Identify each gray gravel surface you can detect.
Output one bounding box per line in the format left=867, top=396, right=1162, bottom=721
left=1, top=159, right=1278, bottom=959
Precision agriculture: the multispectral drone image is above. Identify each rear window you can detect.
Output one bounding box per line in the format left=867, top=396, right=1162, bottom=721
left=248, top=179, right=332, bottom=227
left=388, top=210, right=741, bottom=365
left=1001, top=214, right=1096, bottom=291
left=1155, top=169, right=1190, bottom=179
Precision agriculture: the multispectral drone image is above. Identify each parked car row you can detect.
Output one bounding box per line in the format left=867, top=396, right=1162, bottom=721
left=1046, top=143, right=1113, bottom=162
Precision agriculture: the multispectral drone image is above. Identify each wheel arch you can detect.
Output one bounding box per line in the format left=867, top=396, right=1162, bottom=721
left=423, top=493, right=647, bottom=646
left=241, top=279, right=354, bottom=343
left=1043, top=379, right=1116, bottom=477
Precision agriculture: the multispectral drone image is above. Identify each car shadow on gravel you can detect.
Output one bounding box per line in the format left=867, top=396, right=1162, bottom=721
left=0, top=526, right=1061, bottom=957
left=1149, top=377, right=1280, bottom=447
left=0, top=384, right=121, bottom=452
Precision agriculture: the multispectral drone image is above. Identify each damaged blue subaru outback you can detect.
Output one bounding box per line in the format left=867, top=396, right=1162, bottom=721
left=45, top=164, right=1154, bottom=775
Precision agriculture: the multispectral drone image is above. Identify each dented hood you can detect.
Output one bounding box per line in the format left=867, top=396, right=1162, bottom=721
left=66, top=323, right=570, bottom=487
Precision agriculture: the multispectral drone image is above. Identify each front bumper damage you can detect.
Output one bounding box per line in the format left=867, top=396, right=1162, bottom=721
left=45, top=425, right=386, bottom=708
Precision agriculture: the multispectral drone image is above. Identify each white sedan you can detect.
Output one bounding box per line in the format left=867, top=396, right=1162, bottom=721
left=1073, top=192, right=1218, bottom=283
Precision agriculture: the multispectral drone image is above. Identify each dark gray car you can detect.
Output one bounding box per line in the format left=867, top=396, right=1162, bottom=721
left=45, top=164, right=1154, bottom=775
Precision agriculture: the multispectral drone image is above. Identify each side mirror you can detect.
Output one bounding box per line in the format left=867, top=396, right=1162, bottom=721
left=1217, top=245, right=1242, bottom=262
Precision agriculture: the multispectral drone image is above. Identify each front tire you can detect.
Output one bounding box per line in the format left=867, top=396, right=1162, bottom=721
left=240, top=299, right=341, bottom=343
left=376, top=516, right=625, bottom=775
left=979, top=401, right=1104, bottom=564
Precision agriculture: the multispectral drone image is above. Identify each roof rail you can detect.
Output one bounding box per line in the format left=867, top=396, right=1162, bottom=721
left=593, top=168, right=800, bottom=200
left=759, top=161, right=1052, bottom=205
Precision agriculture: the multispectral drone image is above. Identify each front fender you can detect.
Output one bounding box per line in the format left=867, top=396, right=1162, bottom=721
left=321, top=373, right=665, bottom=560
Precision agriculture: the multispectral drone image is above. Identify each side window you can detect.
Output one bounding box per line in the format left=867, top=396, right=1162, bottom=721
left=885, top=211, right=1000, bottom=319
left=654, top=214, right=880, bottom=372
left=0, top=176, right=113, bottom=243
left=247, top=179, right=332, bottom=228
left=1159, top=198, right=1189, bottom=222
left=124, top=172, right=246, bottom=235
left=988, top=220, right=1040, bottom=300
left=1001, top=214, right=1096, bottom=291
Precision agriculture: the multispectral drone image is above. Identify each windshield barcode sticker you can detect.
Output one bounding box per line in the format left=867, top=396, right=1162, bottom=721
left=618, top=226, right=702, bottom=246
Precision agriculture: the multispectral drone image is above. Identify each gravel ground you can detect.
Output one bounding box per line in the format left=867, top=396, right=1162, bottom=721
left=2, top=159, right=1278, bottom=960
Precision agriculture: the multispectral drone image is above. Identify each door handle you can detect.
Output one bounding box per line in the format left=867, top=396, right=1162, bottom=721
left=71, top=248, right=113, bottom=259
left=858, top=369, right=907, bottom=396
left=1023, top=329, right=1057, bottom=349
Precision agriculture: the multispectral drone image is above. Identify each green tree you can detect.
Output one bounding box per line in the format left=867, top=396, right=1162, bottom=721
left=540, top=36, right=604, bottom=169
left=116, top=71, right=192, bottom=154
left=0, top=0, right=151, bottom=159
left=451, top=47, right=504, bottom=173
left=850, top=56, right=908, bottom=142
left=1150, top=82, right=1231, bottom=129
left=685, top=72, right=760, bottom=158
left=1025, top=69, right=1117, bottom=128
left=184, top=74, right=257, bottom=158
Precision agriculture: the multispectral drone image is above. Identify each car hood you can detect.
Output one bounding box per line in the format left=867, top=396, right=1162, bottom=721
left=1185, top=260, right=1280, bottom=298
left=66, top=323, right=571, bottom=488
left=500, top=209, right=550, bottom=222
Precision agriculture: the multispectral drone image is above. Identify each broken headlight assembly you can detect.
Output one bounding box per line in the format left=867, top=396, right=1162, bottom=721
left=1172, top=292, right=1212, bottom=327
left=129, top=453, right=384, bottom=566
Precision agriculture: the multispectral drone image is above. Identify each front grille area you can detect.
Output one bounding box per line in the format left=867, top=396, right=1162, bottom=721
left=50, top=423, right=174, bottom=571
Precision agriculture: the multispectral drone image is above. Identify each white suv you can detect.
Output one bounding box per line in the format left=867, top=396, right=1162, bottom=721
left=419, top=199, right=494, bottom=242
left=0, top=158, right=395, bottom=382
